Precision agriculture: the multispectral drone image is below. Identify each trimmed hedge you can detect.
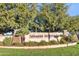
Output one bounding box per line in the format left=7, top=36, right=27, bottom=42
left=48, top=40, right=58, bottom=45
left=23, top=41, right=38, bottom=46
left=24, top=40, right=58, bottom=46
left=12, top=43, right=24, bottom=46
left=38, top=40, right=48, bottom=46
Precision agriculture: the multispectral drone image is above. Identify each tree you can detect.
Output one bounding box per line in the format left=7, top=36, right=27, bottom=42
left=0, top=4, right=17, bottom=33
left=38, top=3, right=69, bottom=32
left=33, top=4, right=56, bottom=32
left=0, top=3, right=79, bottom=35
left=28, top=4, right=38, bottom=32
left=68, top=16, right=79, bottom=33
left=14, top=3, right=30, bottom=35
left=51, top=3, right=69, bottom=31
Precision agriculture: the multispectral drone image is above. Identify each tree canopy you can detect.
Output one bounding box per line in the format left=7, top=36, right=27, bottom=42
left=0, top=3, right=79, bottom=35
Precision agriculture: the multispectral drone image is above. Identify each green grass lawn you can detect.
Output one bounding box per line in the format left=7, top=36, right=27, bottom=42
left=0, top=45, right=79, bottom=56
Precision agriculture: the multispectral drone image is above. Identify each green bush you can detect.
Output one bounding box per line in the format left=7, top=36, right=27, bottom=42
left=60, top=35, right=71, bottom=43
left=77, top=41, right=79, bottom=44
left=24, top=41, right=38, bottom=46
left=24, top=40, right=58, bottom=46
left=0, top=42, right=3, bottom=46
left=59, top=39, right=67, bottom=44
left=70, top=34, right=78, bottom=42
left=48, top=40, right=58, bottom=45
left=3, top=37, right=12, bottom=46
left=12, top=43, right=24, bottom=46
left=38, top=40, right=48, bottom=46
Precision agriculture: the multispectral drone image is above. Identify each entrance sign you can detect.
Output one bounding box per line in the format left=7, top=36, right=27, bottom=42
left=0, top=32, right=63, bottom=42
left=25, top=32, right=63, bottom=42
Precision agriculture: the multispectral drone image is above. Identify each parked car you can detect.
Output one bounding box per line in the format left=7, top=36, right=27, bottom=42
left=3, top=32, right=13, bottom=36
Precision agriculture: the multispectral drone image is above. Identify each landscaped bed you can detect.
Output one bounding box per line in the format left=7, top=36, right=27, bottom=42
left=0, top=33, right=78, bottom=56
left=0, top=44, right=79, bottom=56
left=0, top=42, right=77, bottom=49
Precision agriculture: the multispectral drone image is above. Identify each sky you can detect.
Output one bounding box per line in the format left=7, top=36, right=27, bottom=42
left=38, top=3, right=79, bottom=16
left=67, top=3, right=79, bottom=16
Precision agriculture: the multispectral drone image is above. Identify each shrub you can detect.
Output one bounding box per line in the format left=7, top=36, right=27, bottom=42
left=0, top=42, right=3, bottom=46
left=24, top=41, right=38, bottom=46
left=38, top=40, right=48, bottom=46
left=70, top=34, right=78, bottom=42
left=60, top=35, right=71, bottom=43
left=12, top=43, right=24, bottom=46
left=48, top=40, right=58, bottom=45
left=77, top=41, right=79, bottom=44
left=24, top=40, right=59, bottom=46
left=59, top=39, right=67, bottom=44
left=3, top=37, right=12, bottom=46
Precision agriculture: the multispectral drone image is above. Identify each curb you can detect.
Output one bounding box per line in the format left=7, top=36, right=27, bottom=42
left=0, top=42, right=77, bottom=49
